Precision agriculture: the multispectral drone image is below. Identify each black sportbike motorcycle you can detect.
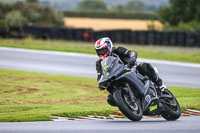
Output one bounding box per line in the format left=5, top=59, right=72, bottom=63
left=98, top=56, right=181, bottom=121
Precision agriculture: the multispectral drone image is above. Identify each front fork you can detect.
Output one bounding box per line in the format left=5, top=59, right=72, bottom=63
left=122, top=83, right=137, bottom=103
left=111, top=82, right=137, bottom=103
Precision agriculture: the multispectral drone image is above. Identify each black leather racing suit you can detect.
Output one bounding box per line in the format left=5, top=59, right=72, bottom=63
left=95, top=46, right=163, bottom=106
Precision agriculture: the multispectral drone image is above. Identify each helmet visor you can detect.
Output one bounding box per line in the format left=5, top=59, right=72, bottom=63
left=96, top=47, right=108, bottom=57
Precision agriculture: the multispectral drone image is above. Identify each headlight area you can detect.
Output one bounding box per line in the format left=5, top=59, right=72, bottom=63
left=99, top=79, right=110, bottom=88
left=99, top=76, right=116, bottom=88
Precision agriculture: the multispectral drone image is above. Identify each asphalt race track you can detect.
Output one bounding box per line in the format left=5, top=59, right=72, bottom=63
left=0, top=47, right=200, bottom=133
left=0, top=116, right=199, bottom=133
left=0, top=47, right=200, bottom=88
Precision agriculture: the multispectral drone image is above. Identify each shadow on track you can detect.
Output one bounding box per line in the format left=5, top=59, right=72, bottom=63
left=104, top=119, right=168, bottom=123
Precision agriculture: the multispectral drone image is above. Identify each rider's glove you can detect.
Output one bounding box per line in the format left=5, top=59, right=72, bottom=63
left=127, top=58, right=136, bottom=69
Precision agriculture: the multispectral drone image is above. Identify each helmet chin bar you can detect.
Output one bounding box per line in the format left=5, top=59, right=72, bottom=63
left=100, top=51, right=111, bottom=60
left=96, top=47, right=108, bottom=56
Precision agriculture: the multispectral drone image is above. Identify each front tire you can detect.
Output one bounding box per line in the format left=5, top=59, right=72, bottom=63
left=113, top=89, right=143, bottom=121
left=161, top=90, right=181, bottom=121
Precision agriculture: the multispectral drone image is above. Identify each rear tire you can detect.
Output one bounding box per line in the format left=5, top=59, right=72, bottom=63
left=161, top=90, right=181, bottom=121
left=113, top=89, right=143, bottom=121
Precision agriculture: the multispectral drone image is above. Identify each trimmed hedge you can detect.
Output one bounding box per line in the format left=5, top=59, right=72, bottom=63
left=63, top=10, right=158, bottom=20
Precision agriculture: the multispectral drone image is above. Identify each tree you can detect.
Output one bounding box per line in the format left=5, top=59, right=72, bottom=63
left=26, top=0, right=38, bottom=3
left=77, top=0, right=107, bottom=11
left=110, top=1, right=145, bottom=13
left=0, top=2, right=13, bottom=19
left=158, top=0, right=200, bottom=25
left=4, top=10, right=28, bottom=27
left=0, top=1, right=64, bottom=27
left=111, top=5, right=125, bottom=12
left=125, top=1, right=144, bottom=12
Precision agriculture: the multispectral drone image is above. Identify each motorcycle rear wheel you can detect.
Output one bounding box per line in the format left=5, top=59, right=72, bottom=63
left=113, top=89, right=143, bottom=121
left=161, top=90, right=181, bottom=121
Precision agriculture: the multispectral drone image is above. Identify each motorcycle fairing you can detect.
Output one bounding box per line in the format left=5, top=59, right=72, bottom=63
left=116, top=72, right=147, bottom=96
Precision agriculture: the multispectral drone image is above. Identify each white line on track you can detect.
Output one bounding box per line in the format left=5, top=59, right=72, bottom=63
left=1, top=46, right=200, bottom=68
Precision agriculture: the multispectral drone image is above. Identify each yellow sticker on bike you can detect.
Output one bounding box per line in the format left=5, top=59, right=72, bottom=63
left=150, top=104, right=157, bottom=112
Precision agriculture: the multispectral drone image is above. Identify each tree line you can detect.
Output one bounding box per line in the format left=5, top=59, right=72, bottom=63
left=0, top=0, right=200, bottom=32
left=76, top=0, right=148, bottom=12
left=74, top=0, right=200, bottom=31
left=0, top=0, right=64, bottom=28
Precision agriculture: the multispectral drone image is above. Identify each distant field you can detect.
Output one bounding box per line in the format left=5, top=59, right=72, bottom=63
left=64, top=17, right=163, bottom=31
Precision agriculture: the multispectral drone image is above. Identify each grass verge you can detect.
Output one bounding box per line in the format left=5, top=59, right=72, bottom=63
left=0, top=69, right=200, bottom=122
left=0, top=38, right=200, bottom=63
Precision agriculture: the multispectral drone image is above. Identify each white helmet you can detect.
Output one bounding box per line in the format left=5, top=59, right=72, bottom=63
left=95, top=37, right=113, bottom=60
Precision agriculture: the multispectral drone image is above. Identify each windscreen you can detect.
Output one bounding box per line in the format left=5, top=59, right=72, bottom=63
left=101, top=56, right=124, bottom=76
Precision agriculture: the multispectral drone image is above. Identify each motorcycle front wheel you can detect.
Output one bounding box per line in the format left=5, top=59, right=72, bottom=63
left=161, top=90, right=181, bottom=121
left=113, top=89, right=143, bottom=121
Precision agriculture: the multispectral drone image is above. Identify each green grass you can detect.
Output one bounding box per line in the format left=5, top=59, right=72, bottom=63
left=0, top=69, right=115, bottom=122
left=0, top=69, right=200, bottom=122
left=0, top=38, right=200, bottom=63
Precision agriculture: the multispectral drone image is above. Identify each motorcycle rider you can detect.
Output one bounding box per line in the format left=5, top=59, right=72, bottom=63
left=95, top=37, right=167, bottom=106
